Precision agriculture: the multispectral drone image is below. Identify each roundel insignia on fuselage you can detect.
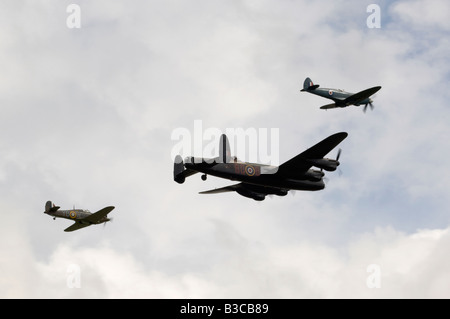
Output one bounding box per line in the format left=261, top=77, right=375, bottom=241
left=328, top=90, right=333, bottom=96
left=69, top=211, right=77, bottom=219
left=245, top=165, right=256, bottom=176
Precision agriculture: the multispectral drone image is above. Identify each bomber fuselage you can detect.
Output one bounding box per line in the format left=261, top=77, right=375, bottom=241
left=184, top=157, right=325, bottom=191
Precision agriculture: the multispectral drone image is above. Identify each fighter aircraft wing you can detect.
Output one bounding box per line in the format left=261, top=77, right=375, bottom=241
left=320, top=103, right=338, bottom=110
left=82, top=206, right=115, bottom=224
left=343, top=86, right=381, bottom=105
left=277, top=132, right=348, bottom=176
left=64, top=222, right=91, bottom=232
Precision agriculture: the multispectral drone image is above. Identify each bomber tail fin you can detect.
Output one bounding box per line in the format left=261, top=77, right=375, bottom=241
left=218, top=134, right=232, bottom=163
left=301, top=77, right=320, bottom=91
left=173, top=155, right=198, bottom=184
left=174, top=155, right=186, bottom=184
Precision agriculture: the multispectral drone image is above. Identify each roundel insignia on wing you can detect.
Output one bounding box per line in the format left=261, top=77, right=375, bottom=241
left=245, top=165, right=256, bottom=176
left=69, top=211, right=77, bottom=219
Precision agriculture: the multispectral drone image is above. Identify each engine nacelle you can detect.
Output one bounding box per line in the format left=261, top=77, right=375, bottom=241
left=274, top=189, right=288, bottom=196
left=307, top=159, right=339, bottom=172
left=304, top=169, right=325, bottom=181
left=236, top=188, right=266, bottom=201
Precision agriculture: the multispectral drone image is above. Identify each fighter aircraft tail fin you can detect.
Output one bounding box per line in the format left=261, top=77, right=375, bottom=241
left=45, top=200, right=60, bottom=213
left=301, top=77, right=320, bottom=91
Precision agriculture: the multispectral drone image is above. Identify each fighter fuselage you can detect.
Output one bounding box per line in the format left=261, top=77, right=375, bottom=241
left=310, top=88, right=372, bottom=106
left=44, top=209, right=110, bottom=224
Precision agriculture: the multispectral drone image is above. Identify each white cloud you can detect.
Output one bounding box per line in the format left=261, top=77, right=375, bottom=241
left=391, top=0, right=450, bottom=31
left=3, top=225, right=448, bottom=298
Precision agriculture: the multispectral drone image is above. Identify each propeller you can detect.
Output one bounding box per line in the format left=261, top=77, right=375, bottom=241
left=103, top=217, right=113, bottom=229
left=363, top=102, right=374, bottom=113
left=336, top=149, right=343, bottom=176
left=363, top=97, right=376, bottom=113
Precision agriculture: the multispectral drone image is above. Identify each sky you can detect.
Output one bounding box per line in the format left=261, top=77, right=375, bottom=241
left=0, top=0, right=449, bottom=298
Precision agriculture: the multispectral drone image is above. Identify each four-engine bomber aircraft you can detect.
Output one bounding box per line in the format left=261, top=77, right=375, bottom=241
left=44, top=201, right=115, bottom=232
left=174, top=133, right=347, bottom=201
left=301, top=77, right=381, bottom=112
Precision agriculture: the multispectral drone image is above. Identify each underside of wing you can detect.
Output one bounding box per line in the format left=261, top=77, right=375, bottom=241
left=199, top=184, right=240, bottom=194
left=82, top=206, right=115, bottom=224
left=319, top=103, right=338, bottom=110
left=277, top=132, right=348, bottom=176
left=64, top=222, right=90, bottom=232
left=182, top=168, right=198, bottom=178
left=200, top=183, right=287, bottom=201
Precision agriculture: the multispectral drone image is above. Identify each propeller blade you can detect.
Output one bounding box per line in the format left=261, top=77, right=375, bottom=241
left=336, top=149, right=342, bottom=175
left=336, top=148, right=342, bottom=161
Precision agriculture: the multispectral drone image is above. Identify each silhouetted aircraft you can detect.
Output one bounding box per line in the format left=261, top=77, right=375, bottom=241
left=301, top=77, right=381, bottom=112
left=174, top=133, right=347, bottom=201
left=44, top=201, right=114, bottom=232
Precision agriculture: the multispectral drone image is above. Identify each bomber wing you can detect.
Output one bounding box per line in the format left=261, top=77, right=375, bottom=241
left=277, top=132, right=348, bottom=177
left=200, top=183, right=288, bottom=200
left=199, top=184, right=239, bottom=194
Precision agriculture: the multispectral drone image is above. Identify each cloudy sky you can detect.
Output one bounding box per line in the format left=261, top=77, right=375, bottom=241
left=0, top=0, right=449, bottom=298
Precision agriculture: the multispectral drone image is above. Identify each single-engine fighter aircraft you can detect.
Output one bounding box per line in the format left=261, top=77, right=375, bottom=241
left=301, top=77, right=381, bottom=112
left=44, top=201, right=115, bottom=232
left=174, top=133, right=347, bottom=201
